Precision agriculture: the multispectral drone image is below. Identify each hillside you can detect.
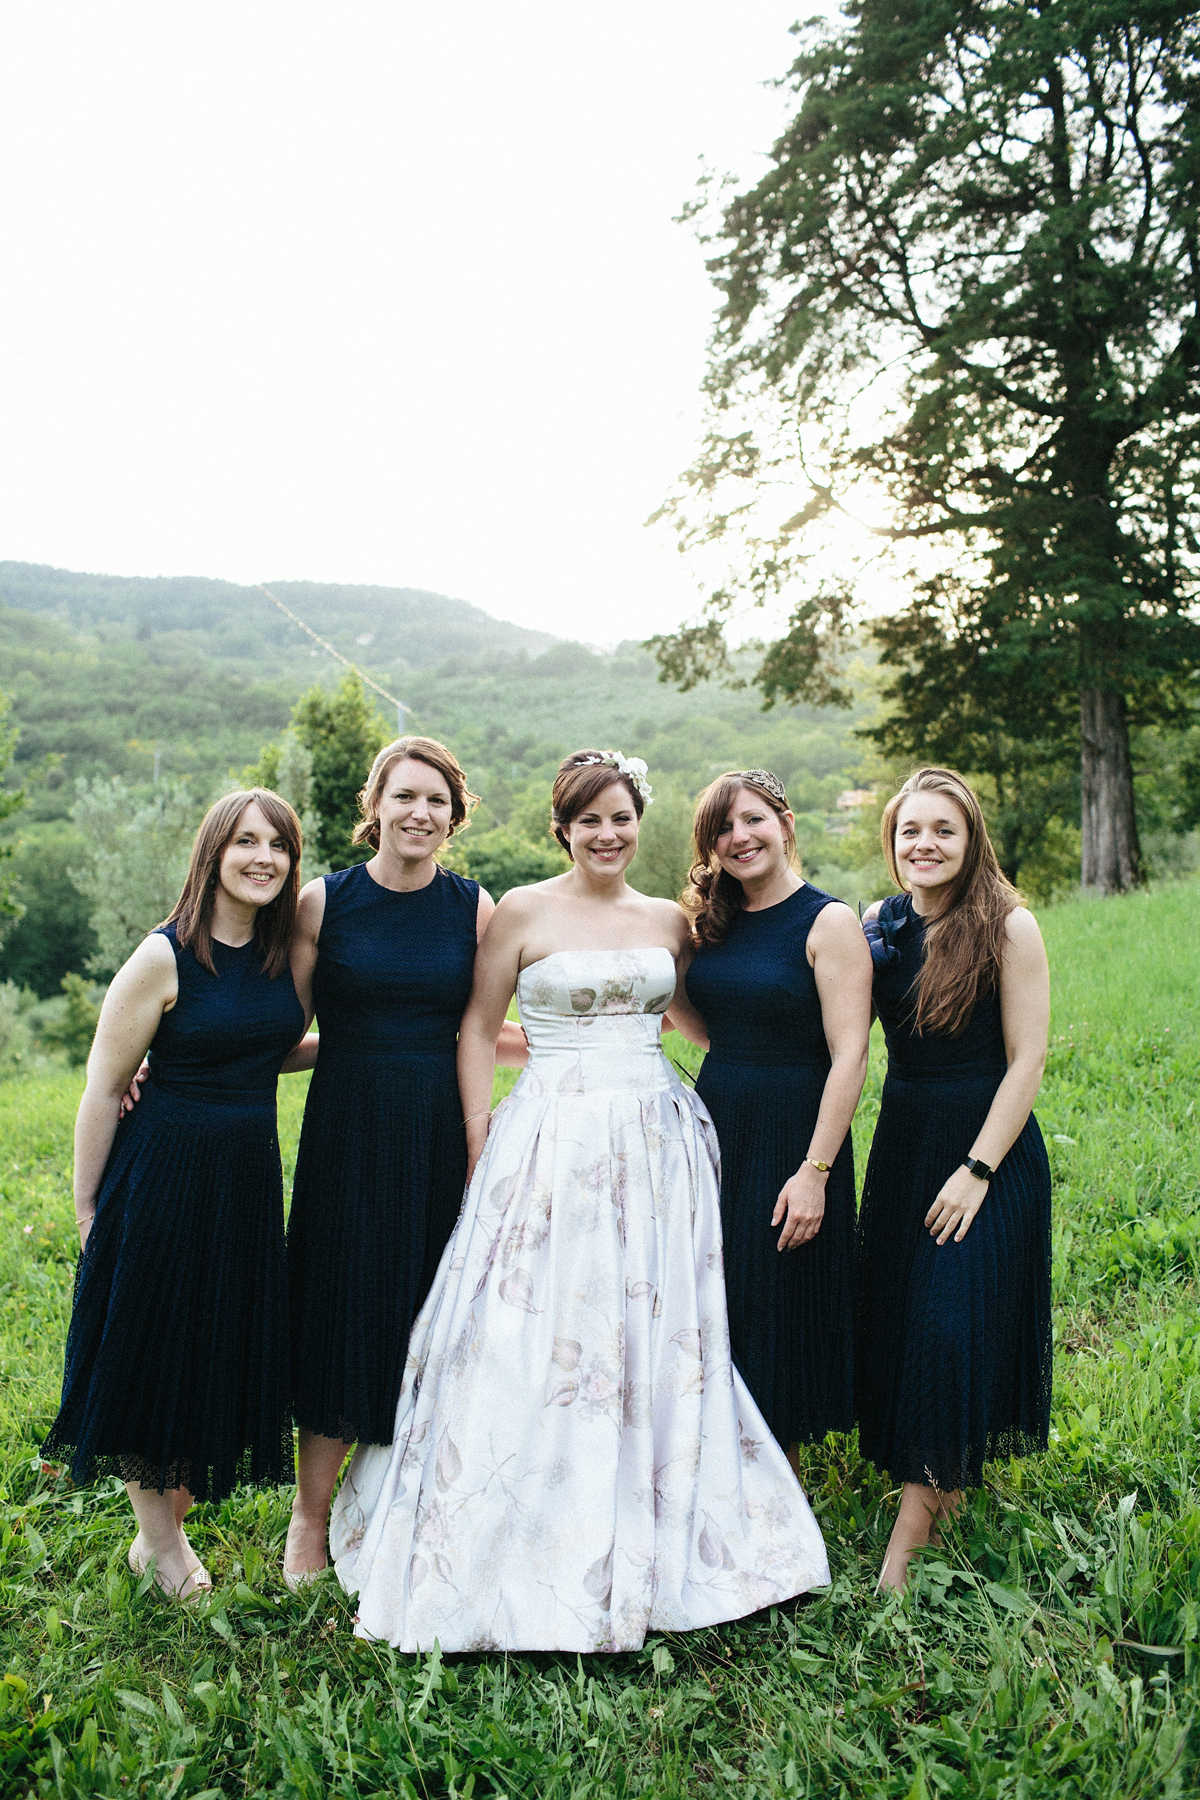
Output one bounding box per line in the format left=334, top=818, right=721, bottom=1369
left=0, top=560, right=884, bottom=994
left=0, top=561, right=556, bottom=682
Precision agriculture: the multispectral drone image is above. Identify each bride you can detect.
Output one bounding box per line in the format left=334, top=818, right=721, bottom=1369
left=330, top=749, right=829, bottom=1651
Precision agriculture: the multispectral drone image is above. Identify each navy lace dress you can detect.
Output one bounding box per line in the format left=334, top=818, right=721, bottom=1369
left=857, top=893, right=1052, bottom=1490
left=685, top=884, right=855, bottom=1447
left=43, top=925, right=302, bottom=1502
left=288, top=862, right=480, bottom=1446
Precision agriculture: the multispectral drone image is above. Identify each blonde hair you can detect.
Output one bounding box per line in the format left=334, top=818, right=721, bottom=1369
left=881, top=767, right=1021, bottom=1037
left=164, top=789, right=302, bottom=978
left=352, top=736, right=479, bottom=849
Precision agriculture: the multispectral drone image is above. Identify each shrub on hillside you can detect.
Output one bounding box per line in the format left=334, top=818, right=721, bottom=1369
left=39, top=974, right=101, bottom=1067
left=0, top=980, right=31, bottom=1079
left=69, top=777, right=197, bottom=977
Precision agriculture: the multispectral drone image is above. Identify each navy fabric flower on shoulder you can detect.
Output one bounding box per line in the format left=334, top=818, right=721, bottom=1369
left=862, top=894, right=907, bottom=968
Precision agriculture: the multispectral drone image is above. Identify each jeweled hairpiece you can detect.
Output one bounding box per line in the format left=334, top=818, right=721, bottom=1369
left=738, top=768, right=788, bottom=808
left=573, top=751, right=654, bottom=805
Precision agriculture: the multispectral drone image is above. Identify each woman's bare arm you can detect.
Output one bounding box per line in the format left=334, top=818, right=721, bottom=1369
left=773, top=903, right=873, bottom=1250
left=74, top=936, right=178, bottom=1248
left=663, top=936, right=710, bottom=1050
left=475, top=884, right=528, bottom=1068
left=924, top=907, right=1050, bottom=1244
left=458, top=893, right=529, bottom=1179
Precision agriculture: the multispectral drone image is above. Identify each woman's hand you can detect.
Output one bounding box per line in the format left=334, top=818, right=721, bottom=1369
left=925, top=1166, right=989, bottom=1244
left=117, top=1060, right=151, bottom=1117
left=772, top=1165, right=827, bottom=1251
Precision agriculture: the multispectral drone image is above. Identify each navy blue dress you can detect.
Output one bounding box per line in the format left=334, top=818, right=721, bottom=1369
left=288, top=862, right=480, bottom=1446
left=685, top=884, right=855, bottom=1447
left=856, top=893, right=1052, bottom=1490
left=43, top=925, right=302, bottom=1503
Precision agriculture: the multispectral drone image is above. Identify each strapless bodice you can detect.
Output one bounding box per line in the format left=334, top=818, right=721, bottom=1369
left=514, top=948, right=678, bottom=1097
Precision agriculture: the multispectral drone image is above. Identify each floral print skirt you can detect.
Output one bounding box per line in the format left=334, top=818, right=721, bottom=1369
left=330, top=949, right=829, bottom=1652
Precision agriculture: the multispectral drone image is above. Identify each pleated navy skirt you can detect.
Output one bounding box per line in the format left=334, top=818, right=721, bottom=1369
left=695, top=1057, right=855, bottom=1446
left=287, top=1045, right=467, bottom=1445
left=856, top=892, right=1052, bottom=1492
left=44, top=1081, right=295, bottom=1503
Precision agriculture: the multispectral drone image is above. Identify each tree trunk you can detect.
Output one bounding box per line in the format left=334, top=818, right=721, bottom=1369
left=1079, top=688, right=1143, bottom=894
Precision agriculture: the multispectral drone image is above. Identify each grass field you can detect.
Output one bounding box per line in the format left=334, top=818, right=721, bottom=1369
left=0, top=883, right=1196, bottom=1797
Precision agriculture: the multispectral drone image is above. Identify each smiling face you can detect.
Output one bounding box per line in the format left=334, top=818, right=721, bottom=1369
left=893, top=789, right=969, bottom=905
left=217, top=800, right=292, bottom=910
left=565, top=779, right=639, bottom=878
left=713, top=785, right=794, bottom=887
left=373, top=755, right=454, bottom=865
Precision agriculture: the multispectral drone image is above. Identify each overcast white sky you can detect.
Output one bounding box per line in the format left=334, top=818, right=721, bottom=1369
left=0, top=2, right=858, bottom=645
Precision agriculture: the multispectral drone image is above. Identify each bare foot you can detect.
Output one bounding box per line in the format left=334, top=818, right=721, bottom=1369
left=128, top=1530, right=211, bottom=1602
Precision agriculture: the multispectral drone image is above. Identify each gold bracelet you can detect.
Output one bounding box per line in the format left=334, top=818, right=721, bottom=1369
left=802, top=1157, right=831, bottom=1173
left=462, top=1110, right=491, bottom=1126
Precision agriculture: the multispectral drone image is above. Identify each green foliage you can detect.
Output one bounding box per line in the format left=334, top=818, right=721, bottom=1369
left=455, top=827, right=568, bottom=900
left=38, top=975, right=100, bottom=1068
left=0, top=827, right=99, bottom=999
left=289, top=673, right=389, bottom=870
left=654, top=0, right=1200, bottom=893
left=68, top=778, right=198, bottom=977
left=0, top=885, right=1196, bottom=1795
left=0, top=982, right=32, bottom=1079
left=0, top=601, right=293, bottom=819
left=0, top=692, right=26, bottom=945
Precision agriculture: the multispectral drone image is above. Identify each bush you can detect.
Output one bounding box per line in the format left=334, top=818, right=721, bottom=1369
left=39, top=974, right=100, bottom=1068
left=0, top=981, right=31, bottom=1079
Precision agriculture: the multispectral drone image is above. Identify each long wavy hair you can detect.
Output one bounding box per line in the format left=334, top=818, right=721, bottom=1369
left=683, top=771, right=798, bottom=945
left=882, top=767, right=1021, bottom=1038
left=353, top=736, right=479, bottom=849
left=164, top=789, right=302, bottom=978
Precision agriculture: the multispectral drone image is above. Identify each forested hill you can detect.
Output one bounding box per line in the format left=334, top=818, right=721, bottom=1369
left=0, top=561, right=877, bottom=820
left=0, top=562, right=556, bottom=680
left=0, top=559, right=881, bottom=996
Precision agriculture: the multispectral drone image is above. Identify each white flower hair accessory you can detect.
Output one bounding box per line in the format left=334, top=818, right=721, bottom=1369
left=576, top=751, right=654, bottom=805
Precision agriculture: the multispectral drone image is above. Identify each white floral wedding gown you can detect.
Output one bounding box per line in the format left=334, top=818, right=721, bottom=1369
left=330, top=948, right=829, bottom=1651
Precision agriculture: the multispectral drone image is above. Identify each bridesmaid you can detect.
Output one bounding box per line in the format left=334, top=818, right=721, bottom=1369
left=858, top=767, right=1051, bottom=1588
left=43, top=789, right=308, bottom=1599
left=675, top=769, right=872, bottom=1468
left=283, top=735, right=526, bottom=1586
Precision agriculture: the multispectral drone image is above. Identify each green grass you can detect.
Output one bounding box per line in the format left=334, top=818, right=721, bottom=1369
left=0, top=884, right=1196, bottom=1796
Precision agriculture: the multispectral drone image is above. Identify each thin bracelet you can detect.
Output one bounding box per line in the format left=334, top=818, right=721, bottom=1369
left=462, top=1110, right=491, bottom=1126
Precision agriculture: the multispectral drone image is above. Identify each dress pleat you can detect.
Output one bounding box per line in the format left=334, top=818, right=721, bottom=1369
left=330, top=950, right=829, bottom=1653
left=686, top=884, right=855, bottom=1446
left=855, top=895, right=1052, bottom=1491
left=43, top=928, right=301, bottom=1503
left=287, top=863, right=478, bottom=1446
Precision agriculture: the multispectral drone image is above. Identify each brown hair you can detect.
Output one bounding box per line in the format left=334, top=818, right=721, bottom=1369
left=352, top=736, right=479, bottom=849
left=550, top=750, right=646, bottom=853
left=165, top=789, right=302, bottom=978
left=683, top=771, right=798, bottom=945
left=881, top=767, right=1022, bottom=1037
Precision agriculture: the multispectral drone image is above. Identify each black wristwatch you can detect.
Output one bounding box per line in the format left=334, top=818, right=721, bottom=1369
left=963, top=1156, right=994, bottom=1182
